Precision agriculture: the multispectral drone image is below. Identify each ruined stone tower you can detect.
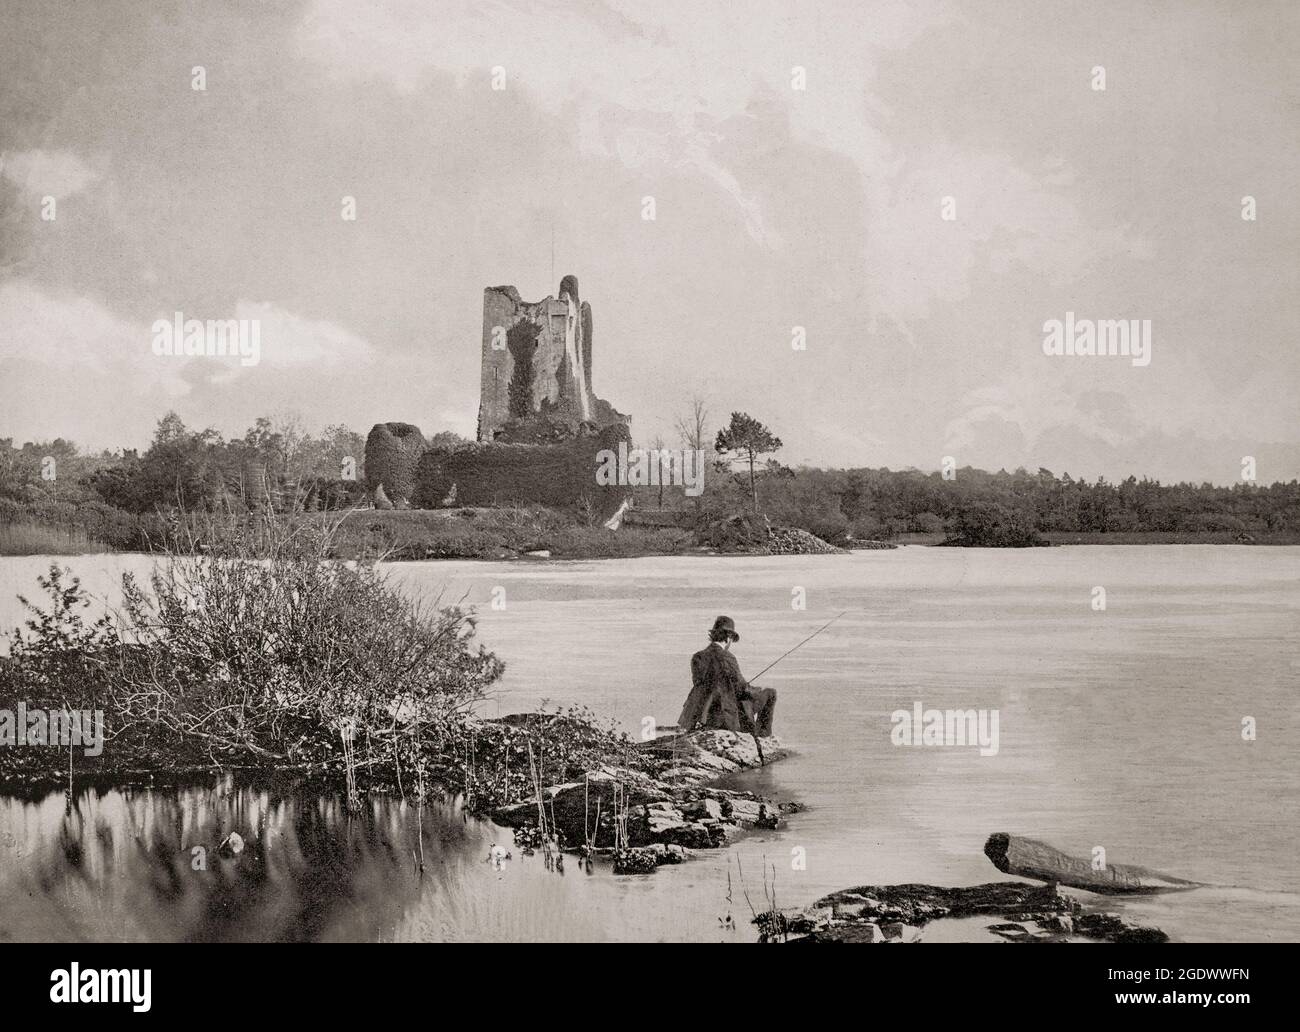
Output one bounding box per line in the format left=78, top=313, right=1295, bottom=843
left=478, top=275, right=626, bottom=442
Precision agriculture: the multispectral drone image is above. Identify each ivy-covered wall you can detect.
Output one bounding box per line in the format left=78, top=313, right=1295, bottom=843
left=414, top=423, right=631, bottom=518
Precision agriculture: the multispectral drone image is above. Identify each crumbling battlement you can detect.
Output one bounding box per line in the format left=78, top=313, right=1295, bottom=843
left=478, top=275, right=627, bottom=442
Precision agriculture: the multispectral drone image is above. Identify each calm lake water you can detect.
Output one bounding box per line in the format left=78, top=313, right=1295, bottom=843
left=2, top=546, right=1298, bottom=942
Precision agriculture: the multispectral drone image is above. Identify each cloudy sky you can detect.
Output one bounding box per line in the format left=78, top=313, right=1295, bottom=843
left=1, top=0, right=1296, bottom=483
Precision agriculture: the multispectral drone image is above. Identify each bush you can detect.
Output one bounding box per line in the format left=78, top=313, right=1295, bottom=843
left=0, top=497, right=141, bottom=553
left=1, top=518, right=505, bottom=803
left=73, top=500, right=140, bottom=549
left=849, top=514, right=891, bottom=540
left=942, top=502, right=1047, bottom=547
left=1181, top=512, right=1247, bottom=533
left=914, top=512, right=944, bottom=535
left=0, top=497, right=25, bottom=523
left=698, top=512, right=770, bottom=552
left=296, top=476, right=368, bottom=512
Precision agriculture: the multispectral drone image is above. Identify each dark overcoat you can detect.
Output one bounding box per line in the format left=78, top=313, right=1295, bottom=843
left=678, top=644, right=749, bottom=732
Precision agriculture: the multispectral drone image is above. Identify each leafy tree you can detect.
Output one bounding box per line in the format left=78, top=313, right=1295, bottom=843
left=715, top=412, right=783, bottom=512
left=942, top=501, right=1045, bottom=547
left=427, top=430, right=472, bottom=451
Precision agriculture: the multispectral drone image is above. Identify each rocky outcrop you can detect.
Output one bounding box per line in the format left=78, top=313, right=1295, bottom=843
left=768, top=526, right=846, bottom=555
left=491, top=730, right=793, bottom=872
left=698, top=513, right=845, bottom=555
left=769, top=882, right=1168, bottom=943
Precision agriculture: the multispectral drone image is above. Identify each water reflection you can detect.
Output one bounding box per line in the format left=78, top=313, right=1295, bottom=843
left=0, top=777, right=509, bottom=942
left=2, top=774, right=787, bottom=942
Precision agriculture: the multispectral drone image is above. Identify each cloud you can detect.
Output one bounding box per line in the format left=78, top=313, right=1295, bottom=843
left=0, top=279, right=180, bottom=382
left=866, top=147, right=1153, bottom=334
left=0, top=281, right=378, bottom=446
left=937, top=367, right=1300, bottom=483
left=0, top=149, right=99, bottom=199
left=294, top=0, right=1145, bottom=313
left=0, top=280, right=186, bottom=447
left=235, top=301, right=376, bottom=370
left=295, top=0, right=952, bottom=250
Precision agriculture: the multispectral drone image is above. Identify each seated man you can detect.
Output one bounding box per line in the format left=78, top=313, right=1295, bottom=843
left=677, top=616, right=777, bottom=736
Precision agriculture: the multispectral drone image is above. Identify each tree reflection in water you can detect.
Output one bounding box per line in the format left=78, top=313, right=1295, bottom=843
left=1, top=775, right=490, bottom=942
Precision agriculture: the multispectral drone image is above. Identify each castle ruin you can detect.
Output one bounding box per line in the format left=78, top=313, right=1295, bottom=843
left=367, top=274, right=633, bottom=519
left=478, top=274, right=627, bottom=442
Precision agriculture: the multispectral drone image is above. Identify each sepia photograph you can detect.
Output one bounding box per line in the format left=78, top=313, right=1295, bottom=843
left=0, top=0, right=1296, bottom=996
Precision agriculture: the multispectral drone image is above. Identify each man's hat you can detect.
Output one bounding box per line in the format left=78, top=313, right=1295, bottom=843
left=710, top=615, right=740, bottom=642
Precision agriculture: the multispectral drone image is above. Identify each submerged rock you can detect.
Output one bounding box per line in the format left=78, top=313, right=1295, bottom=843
left=771, top=882, right=1168, bottom=943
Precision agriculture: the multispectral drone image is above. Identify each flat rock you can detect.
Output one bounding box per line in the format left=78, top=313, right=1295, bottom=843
left=492, top=729, right=791, bottom=866
left=774, top=882, right=1168, bottom=943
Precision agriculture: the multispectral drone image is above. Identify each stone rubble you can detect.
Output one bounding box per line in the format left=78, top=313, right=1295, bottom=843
left=767, top=526, right=846, bottom=555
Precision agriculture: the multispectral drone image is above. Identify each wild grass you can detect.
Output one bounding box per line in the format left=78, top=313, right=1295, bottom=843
left=330, top=506, right=693, bottom=560
left=0, top=522, right=107, bottom=556
left=1042, top=530, right=1300, bottom=545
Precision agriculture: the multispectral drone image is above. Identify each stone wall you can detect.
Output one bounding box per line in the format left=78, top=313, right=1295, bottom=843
left=414, top=422, right=632, bottom=519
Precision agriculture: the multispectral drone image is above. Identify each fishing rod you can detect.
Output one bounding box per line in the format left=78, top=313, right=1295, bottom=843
left=739, top=610, right=847, bottom=767
left=748, top=611, right=848, bottom=685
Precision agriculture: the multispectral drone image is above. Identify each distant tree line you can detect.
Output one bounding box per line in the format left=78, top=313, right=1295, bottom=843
left=0, top=412, right=369, bottom=549
left=638, top=402, right=1300, bottom=546
left=668, top=457, right=1299, bottom=546
left=3, top=404, right=1297, bottom=552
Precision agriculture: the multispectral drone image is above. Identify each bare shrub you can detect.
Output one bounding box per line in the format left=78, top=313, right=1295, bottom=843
left=3, top=515, right=504, bottom=805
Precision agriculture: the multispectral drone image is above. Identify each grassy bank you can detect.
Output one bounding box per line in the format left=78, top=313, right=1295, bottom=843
left=6, top=508, right=1295, bottom=561
left=891, top=530, right=1300, bottom=546
left=1042, top=530, right=1300, bottom=545
left=328, top=507, right=695, bottom=560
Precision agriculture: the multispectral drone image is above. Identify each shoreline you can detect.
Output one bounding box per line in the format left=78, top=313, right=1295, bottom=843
left=1, top=716, right=1178, bottom=944
left=0, top=710, right=796, bottom=865
left=3, top=534, right=1298, bottom=562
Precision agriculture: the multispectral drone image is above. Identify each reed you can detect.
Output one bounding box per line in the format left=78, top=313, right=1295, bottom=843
left=0, top=522, right=106, bottom=555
